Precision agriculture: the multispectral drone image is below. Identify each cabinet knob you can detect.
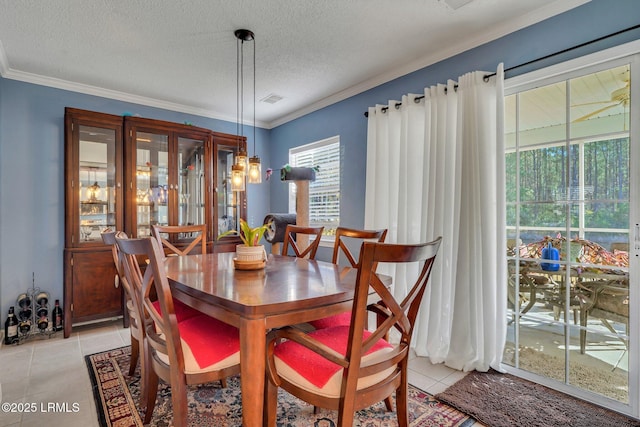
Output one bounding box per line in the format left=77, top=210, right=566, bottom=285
left=114, top=275, right=119, bottom=288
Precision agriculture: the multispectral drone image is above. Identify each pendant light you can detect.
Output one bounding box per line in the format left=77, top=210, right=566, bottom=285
left=234, top=29, right=262, bottom=187
left=246, top=29, right=261, bottom=184
left=232, top=29, right=253, bottom=191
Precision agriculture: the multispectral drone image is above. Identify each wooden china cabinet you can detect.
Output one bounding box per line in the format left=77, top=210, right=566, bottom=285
left=63, top=108, right=246, bottom=337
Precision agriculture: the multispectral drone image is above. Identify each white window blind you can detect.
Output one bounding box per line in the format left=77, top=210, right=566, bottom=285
left=289, top=136, right=340, bottom=235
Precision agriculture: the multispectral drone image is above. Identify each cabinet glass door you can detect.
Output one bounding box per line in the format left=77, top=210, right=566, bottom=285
left=78, top=125, right=117, bottom=243
left=177, top=136, right=205, bottom=226
left=135, top=131, right=169, bottom=237
left=216, top=145, right=240, bottom=238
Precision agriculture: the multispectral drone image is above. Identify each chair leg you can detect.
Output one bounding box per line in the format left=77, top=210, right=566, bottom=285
left=337, top=394, right=356, bottom=427
left=221, top=377, right=228, bottom=388
left=395, top=381, right=409, bottom=427
left=143, top=370, right=159, bottom=424
left=171, top=381, right=188, bottom=427
left=383, top=396, right=394, bottom=412
left=580, top=309, right=588, bottom=354
left=129, top=336, right=139, bottom=376
left=263, top=377, right=278, bottom=427
left=139, top=338, right=150, bottom=409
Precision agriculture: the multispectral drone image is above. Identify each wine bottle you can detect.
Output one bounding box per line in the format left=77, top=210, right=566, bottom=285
left=52, top=300, right=63, bottom=331
left=4, top=306, right=18, bottom=345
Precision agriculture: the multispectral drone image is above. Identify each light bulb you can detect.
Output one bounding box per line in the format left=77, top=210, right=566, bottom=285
left=231, top=164, right=245, bottom=192
left=248, top=156, right=262, bottom=184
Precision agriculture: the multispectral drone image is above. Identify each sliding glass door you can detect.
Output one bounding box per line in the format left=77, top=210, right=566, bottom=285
left=504, top=53, right=638, bottom=414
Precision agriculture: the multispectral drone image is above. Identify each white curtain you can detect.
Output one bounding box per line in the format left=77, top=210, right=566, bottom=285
left=364, top=64, right=506, bottom=372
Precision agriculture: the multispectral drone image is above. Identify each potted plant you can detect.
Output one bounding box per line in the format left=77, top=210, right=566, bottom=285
left=219, top=219, right=271, bottom=267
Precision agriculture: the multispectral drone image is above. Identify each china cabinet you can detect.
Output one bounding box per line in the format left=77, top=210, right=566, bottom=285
left=64, top=108, right=124, bottom=338
left=63, top=108, right=246, bottom=337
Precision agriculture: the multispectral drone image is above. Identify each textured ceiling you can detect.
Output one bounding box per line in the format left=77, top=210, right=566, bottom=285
left=0, top=0, right=589, bottom=128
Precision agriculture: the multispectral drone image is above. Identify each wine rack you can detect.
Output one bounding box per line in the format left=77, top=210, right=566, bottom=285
left=11, top=275, right=58, bottom=344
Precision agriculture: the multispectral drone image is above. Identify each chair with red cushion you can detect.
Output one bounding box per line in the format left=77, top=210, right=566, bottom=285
left=265, top=237, right=442, bottom=427
left=151, top=224, right=207, bottom=257
left=101, top=229, right=141, bottom=376
left=281, top=225, right=324, bottom=259
left=309, top=227, right=388, bottom=330
left=116, top=235, right=241, bottom=427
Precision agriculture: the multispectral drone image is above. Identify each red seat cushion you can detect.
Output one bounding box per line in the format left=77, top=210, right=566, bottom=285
left=308, top=311, right=352, bottom=330
left=152, top=298, right=200, bottom=323
left=177, top=314, right=240, bottom=369
left=274, top=325, right=392, bottom=388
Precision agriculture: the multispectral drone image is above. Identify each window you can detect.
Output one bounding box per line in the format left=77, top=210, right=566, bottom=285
left=506, top=64, right=631, bottom=248
left=504, top=58, right=633, bottom=405
left=289, top=136, right=340, bottom=236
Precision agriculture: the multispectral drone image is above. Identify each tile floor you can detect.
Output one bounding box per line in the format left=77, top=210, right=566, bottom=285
left=0, top=319, right=474, bottom=426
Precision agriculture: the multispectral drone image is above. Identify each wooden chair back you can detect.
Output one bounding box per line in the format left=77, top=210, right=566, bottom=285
left=265, top=237, right=442, bottom=427
left=111, top=231, right=150, bottom=405
left=281, top=225, right=324, bottom=259
left=115, top=235, right=240, bottom=427
left=332, top=227, right=387, bottom=267
left=101, top=229, right=139, bottom=333
left=118, top=236, right=184, bottom=375
left=151, top=224, right=207, bottom=257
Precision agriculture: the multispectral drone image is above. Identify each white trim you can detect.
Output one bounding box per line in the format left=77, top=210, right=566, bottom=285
left=505, top=45, right=640, bottom=417
left=0, top=40, right=8, bottom=76
left=0, top=1, right=589, bottom=130
left=0, top=65, right=270, bottom=129
left=290, top=135, right=340, bottom=154
left=505, top=39, right=640, bottom=93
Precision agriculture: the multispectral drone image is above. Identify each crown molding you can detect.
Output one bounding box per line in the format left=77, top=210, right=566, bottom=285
left=268, top=0, right=590, bottom=128
left=0, top=58, right=269, bottom=129
left=0, top=40, right=9, bottom=76
left=1, top=0, right=589, bottom=130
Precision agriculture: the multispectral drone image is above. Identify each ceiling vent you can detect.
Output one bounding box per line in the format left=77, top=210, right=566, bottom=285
left=260, top=94, right=284, bottom=104
left=442, top=0, right=474, bottom=10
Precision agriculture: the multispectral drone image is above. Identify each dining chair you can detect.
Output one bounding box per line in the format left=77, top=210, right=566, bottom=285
left=265, top=237, right=442, bottom=427
left=101, top=229, right=141, bottom=376
left=281, top=225, right=324, bottom=259
left=115, top=235, right=241, bottom=427
left=309, top=227, right=388, bottom=330
left=151, top=224, right=207, bottom=257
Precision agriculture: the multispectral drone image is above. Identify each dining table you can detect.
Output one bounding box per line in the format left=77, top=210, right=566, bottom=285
left=163, top=251, right=382, bottom=427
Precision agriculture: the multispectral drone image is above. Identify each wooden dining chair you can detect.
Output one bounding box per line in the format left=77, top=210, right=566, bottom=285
left=265, top=237, right=442, bottom=427
left=309, top=226, right=388, bottom=330
left=116, top=235, right=241, bottom=427
left=151, top=224, right=207, bottom=257
left=101, top=229, right=141, bottom=376
left=281, top=225, right=324, bottom=259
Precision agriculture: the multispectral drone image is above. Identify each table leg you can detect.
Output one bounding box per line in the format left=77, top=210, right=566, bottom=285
left=240, top=317, right=267, bottom=427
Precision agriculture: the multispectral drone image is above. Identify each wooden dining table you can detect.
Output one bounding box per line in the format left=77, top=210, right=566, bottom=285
left=163, top=251, right=373, bottom=427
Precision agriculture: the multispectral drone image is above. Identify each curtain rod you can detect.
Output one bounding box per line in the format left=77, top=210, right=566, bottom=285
left=364, top=23, right=640, bottom=118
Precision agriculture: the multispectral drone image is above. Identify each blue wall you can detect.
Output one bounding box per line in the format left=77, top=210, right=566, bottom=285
left=268, top=0, right=640, bottom=261
left=1, top=0, right=639, bottom=322
left=0, top=81, right=270, bottom=318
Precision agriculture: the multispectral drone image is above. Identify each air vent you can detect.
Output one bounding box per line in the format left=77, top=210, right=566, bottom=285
left=442, top=0, right=474, bottom=10
left=260, top=94, right=284, bottom=104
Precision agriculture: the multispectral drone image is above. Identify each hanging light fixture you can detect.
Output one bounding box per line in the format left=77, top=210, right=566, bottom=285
left=233, top=28, right=261, bottom=187
left=230, top=163, right=245, bottom=192
left=233, top=29, right=253, bottom=189
left=246, top=29, right=261, bottom=184
left=87, top=168, right=100, bottom=202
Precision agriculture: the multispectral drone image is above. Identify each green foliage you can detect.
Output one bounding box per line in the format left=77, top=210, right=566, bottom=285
left=507, top=137, right=629, bottom=233
left=218, top=219, right=272, bottom=246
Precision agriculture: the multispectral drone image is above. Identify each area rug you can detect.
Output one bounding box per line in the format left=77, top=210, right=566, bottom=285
left=435, top=369, right=640, bottom=427
left=86, top=346, right=473, bottom=427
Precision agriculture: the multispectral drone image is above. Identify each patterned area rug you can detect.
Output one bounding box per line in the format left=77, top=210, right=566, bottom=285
left=85, top=346, right=474, bottom=427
